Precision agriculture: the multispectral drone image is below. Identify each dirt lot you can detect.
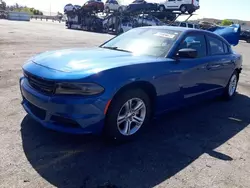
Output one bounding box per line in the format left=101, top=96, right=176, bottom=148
left=0, top=20, right=250, bottom=188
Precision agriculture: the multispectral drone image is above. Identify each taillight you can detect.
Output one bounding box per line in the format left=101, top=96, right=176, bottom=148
left=192, top=0, right=194, bottom=4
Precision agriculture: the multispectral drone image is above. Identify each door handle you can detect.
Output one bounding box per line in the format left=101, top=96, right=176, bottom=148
left=206, top=64, right=221, bottom=70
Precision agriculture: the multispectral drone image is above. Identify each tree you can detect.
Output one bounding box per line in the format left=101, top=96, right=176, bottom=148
left=0, top=0, right=6, bottom=10
left=221, top=19, right=233, bottom=26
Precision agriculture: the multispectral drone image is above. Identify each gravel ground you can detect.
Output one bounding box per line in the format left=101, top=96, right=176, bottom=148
left=0, top=20, right=250, bottom=188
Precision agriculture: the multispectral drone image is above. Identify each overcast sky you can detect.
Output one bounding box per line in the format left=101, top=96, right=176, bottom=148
left=4, top=0, right=250, bottom=21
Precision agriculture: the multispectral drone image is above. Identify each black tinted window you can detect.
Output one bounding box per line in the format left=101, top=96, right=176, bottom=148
left=207, top=36, right=225, bottom=55
left=194, top=25, right=199, bottom=29
left=188, top=24, right=193, bottom=28
left=180, top=22, right=186, bottom=27
left=178, top=34, right=207, bottom=58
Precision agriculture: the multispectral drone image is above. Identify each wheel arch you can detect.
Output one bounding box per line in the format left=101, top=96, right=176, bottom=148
left=106, top=81, right=157, bottom=115
left=235, top=67, right=242, bottom=79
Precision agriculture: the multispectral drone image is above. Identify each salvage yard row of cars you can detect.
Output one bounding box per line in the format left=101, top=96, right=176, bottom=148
left=64, top=0, right=200, bottom=14
left=64, top=0, right=201, bottom=35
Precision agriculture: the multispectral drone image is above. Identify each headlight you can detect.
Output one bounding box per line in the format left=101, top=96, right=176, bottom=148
left=55, top=83, right=104, bottom=96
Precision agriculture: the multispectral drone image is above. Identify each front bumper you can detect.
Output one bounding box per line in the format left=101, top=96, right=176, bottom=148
left=20, top=77, right=107, bottom=134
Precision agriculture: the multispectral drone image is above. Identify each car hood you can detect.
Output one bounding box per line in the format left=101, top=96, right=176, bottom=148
left=29, top=48, right=159, bottom=74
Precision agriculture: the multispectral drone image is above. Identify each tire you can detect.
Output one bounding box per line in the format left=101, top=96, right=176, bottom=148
left=118, top=7, right=123, bottom=13
left=247, top=39, right=250, bottom=43
left=104, top=89, right=152, bottom=142
left=105, top=7, right=110, bottom=13
left=159, top=5, right=165, bottom=12
left=180, top=5, right=187, bottom=13
left=118, top=28, right=124, bottom=35
left=188, top=9, right=194, bottom=14
left=222, top=71, right=239, bottom=100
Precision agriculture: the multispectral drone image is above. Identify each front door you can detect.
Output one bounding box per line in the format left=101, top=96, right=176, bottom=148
left=176, top=33, right=212, bottom=103
left=165, top=0, right=178, bottom=10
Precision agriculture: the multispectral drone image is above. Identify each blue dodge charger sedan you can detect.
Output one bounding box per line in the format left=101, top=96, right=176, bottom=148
left=20, top=26, right=242, bottom=141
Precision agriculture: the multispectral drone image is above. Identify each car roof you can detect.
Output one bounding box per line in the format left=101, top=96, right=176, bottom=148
left=142, top=26, right=202, bottom=32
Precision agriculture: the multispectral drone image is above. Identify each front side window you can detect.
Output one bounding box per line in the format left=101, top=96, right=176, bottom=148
left=180, top=22, right=187, bottom=27
left=100, top=28, right=182, bottom=57
left=178, top=34, right=207, bottom=58
left=207, top=36, right=225, bottom=55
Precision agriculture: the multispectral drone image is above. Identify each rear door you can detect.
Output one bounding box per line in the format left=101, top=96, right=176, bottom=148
left=205, top=34, right=236, bottom=90
left=165, top=0, right=178, bottom=10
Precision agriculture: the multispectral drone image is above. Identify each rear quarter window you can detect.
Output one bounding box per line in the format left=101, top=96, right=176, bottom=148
left=223, top=43, right=230, bottom=53
left=207, top=35, right=225, bottom=55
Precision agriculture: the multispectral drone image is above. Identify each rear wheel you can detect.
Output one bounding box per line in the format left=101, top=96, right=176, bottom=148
left=188, top=9, right=194, bottom=14
left=104, top=89, right=152, bottom=142
left=247, top=39, right=250, bottom=43
left=222, top=71, right=239, bottom=100
left=105, top=7, right=110, bottom=13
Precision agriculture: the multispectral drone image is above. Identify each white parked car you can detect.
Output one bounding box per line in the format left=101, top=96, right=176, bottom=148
left=159, top=0, right=200, bottom=14
left=136, top=14, right=164, bottom=26
left=118, top=22, right=134, bottom=33
left=64, top=4, right=74, bottom=12
left=104, top=0, right=126, bottom=12
left=172, top=21, right=200, bottom=29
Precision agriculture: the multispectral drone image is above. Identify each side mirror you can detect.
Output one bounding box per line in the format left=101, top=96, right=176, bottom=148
left=176, top=48, right=198, bottom=59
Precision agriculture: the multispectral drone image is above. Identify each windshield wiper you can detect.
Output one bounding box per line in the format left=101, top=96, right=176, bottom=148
left=101, top=46, right=131, bottom=53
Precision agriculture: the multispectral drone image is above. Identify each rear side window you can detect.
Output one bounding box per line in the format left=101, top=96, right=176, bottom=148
left=194, top=25, right=199, bottom=29
left=207, top=36, right=225, bottom=55
left=188, top=24, right=193, bottom=28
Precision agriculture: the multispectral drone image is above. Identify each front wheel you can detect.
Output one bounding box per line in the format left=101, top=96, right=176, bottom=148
left=159, top=5, right=165, bottom=12
left=104, top=89, right=152, bottom=141
left=118, top=7, right=123, bottom=13
left=222, top=71, right=239, bottom=100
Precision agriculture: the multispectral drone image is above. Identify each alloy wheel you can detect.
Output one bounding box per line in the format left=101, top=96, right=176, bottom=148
left=228, top=74, right=238, bottom=96
left=117, top=98, right=146, bottom=136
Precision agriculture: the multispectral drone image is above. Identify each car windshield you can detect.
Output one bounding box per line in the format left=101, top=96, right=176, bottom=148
left=100, top=28, right=181, bottom=57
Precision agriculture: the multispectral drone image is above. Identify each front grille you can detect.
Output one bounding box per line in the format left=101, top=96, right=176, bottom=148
left=26, top=101, right=46, bottom=120
left=24, top=71, right=55, bottom=95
